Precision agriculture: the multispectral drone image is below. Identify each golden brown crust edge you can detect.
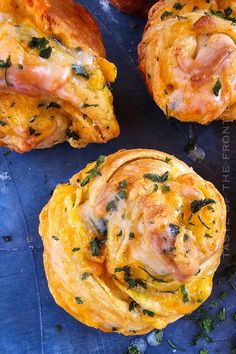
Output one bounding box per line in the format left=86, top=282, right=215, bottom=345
left=19, top=0, right=106, bottom=57
left=109, top=0, right=156, bottom=16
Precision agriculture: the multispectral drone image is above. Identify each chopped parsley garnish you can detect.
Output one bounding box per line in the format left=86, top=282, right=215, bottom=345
left=129, top=300, right=137, bottom=312
left=71, top=64, right=89, bottom=79
left=219, top=291, right=227, bottom=300
left=106, top=200, right=117, bottom=212
left=52, top=236, right=59, bottom=241
left=81, top=103, right=99, bottom=108
left=129, top=232, right=135, bottom=240
left=117, top=190, right=127, bottom=199
left=143, top=309, right=155, bottom=317
left=212, top=79, right=222, bottom=96
left=161, top=11, right=173, bottom=20
left=119, top=180, right=128, bottom=189
left=18, top=64, right=23, bottom=70
left=144, top=171, right=168, bottom=183
left=162, top=185, right=170, bottom=192
left=0, top=55, right=12, bottom=86
left=90, top=237, right=106, bottom=256
left=29, top=36, right=52, bottom=59
left=216, top=307, right=226, bottom=321
left=169, top=223, right=180, bottom=237
left=55, top=324, right=62, bottom=332
left=0, top=121, right=6, bottom=126
left=80, top=155, right=105, bottom=187
left=224, top=7, right=233, bottom=17
left=117, top=230, right=122, bottom=237
left=180, top=284, right=189, bottom=303
left=199, top=316, right=215, bottom=333
left=204, top=233, right=212, bottom=238
left=66, top=129, right=80, bottom=141
left=81, top=272, right=90, bottom=280
left=233, top=313, right=236, bottom=321
left=190, top=198, right=215, bottom=214
left=115, top=265, right=146, bottom=289
left=198, top=215, right=210, bottom=230
left=2, top=235, right=12, bottom=242
left=164, top=157, right=172, bottom=163
left=126, top=346, right=142, bottom=354
left=153, top=329, right=163, bottom=345
left=173, top=3, right=185, bottom=10
left=200, top=349, right=208, bottom=354
left=72, top=247, right=80, bottom=252
left=153, top=184, right=158, bottom=192
left=47, top=102, right=61, bottom=109
left=75, top=296, right=83, bottom=304
left=183, top=234, right=188, bottom=241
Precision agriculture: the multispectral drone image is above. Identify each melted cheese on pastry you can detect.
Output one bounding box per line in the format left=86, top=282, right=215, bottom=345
left=0, top=0, right=119, bottom=152
left=39, top=149, right=226, bottom=335
left=139, top=0, right=236, bottom=123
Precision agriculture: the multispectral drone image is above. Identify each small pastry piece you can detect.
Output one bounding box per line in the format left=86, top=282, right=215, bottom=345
left=39, top=149, right=226, bottom=335
left=109, top=0, right=156, bottom=16
left=139, top=0, right=236, bottom=124
left=0, top=0, right=119, bottom=153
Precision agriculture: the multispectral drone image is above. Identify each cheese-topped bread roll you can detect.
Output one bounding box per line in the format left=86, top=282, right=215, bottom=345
left=39, top=149, right=226, bottom=335
left=109, top=0, right=156, bottom=16
left=139, top=0, right=236, bottom=123
left=0, top=0, right=119, bottom=152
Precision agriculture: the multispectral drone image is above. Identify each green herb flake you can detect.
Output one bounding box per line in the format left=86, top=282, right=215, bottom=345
left=39, top=46, right=52, bottom=59
left=66, top=129, right=80, bottom=141
left=219, top=291, right=227, bottom=301
left=106, top=200, right=117, bottom=212
left=153, top=329, right=163, bottom=345
left=52, top=236, right=59, bottom=241
left=173, top=3, right=185, bottom=10
left=55, top=324, right=62, bottom=332
left=183, top=234, right=189, bottom=242
left=0, top=55, right=12, bottom=86
left=81, top=103, right=99, bottom=108
left=81, top=272, right=90, bottom=280
left=0, top=120, right=6, bottom=126
left=129, top=300, right=137, bottom=312
left=2, top=235, right=12, bottom=242
left=90, top=237, right=106, bottom=257
left=72, top=247, right=80, bottom=252
left=81, top=155, right=105, bottom=187
left=224, top=7, right=233, bottom=17
left=126, top=346, right=141, bottom=354
left=164, top=157, right=172, bottom=163
left=161, top=11, right=173, bottom=20
left=117, top=190, right=127, bottom=199
left=75, top=296, right=83, bottom=304
left=47, top=102, right=61, bottom=109
left=190, top=198, right=215, bottom=214
left=153, top=183, right=158, bottom=192
left=143, top=309, right=155, bottom=317
left=129, top=232, right=135, bottom=240
left=200, top=349, right=208, bottom=354
left=144, top=171, right=168, bottom=183
left=216, top=307, right=226, bottom=321
left=162, top=185, right=170, bottom=192
left=199, top=316, right=215, bottom=333
left=119, top=180, right=128, bottom=189
left=180, top=284, right=189, bottom=303
left=71, top=64, right=89, bottom=79
left=212, top=79, right=222, bottom=96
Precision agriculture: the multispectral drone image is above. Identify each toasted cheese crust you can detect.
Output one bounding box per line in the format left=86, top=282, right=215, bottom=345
left=0, top=0, right=119, bottom=152
left=139, top=0, right=236, bottom=123
left=39, top=149, right=226, bottom=335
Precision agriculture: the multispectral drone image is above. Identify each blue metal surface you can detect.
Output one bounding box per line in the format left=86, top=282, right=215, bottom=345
left=0, top=1, right=235, bottom=353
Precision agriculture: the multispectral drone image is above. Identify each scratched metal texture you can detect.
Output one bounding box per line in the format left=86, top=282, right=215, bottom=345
left=0, top=1, right=236, bottom=353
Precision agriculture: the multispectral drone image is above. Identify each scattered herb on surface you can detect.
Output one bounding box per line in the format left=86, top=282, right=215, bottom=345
left=216, top=307, right=226, bottom=321
left=144, top=171, right=168, bottom=183
left=2, top=235, right=12, bottom=242
left=212, top=79, right=222, bottom=96
left=52, top=236, right=59, bottom=241
left=81, top=272, right=90, bottom=280
left=72, top=247, right=80, bottom=252
left=80, top=155, right=105, bottom=187
left=143, top=309, right=155, bottom=317
left=169, top=223, right=180, bottom=237
left=0, top=55, right=12, bottom=86
left=47, top=102, right=61, bottom=109
left=180, top=284, right=189, bottom=303
left=55, top=324, right=62, bottom=332
left=90, top=237, right=106, bottom=257
left=71, top=64, right=89, bottom=79
left=161, top=11, right=173, bottom=20
left=190, top=199, right=215, bottom=214
left=75, top=296, right=83, bottom=304
left=129, top=300, right=137, bottom=312
left=199, top=316, right=215, bottom=333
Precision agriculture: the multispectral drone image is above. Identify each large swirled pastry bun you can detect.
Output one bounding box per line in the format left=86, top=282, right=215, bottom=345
left=0, top=0, right=119, bottom=152
left=109, top=0, right=156, bottom=16
left=39, top=149, right=226, bottom=335
left=139, top=0, right=236, bottom=123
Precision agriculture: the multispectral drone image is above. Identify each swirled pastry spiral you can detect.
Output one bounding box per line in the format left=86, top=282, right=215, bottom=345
left=39, top=149, right=226, bottom=335
left=109, top=0, right=156, bottom=16
left=0, top=0, right=119, bottom=152
left=139, top=0, right=236, bottom=123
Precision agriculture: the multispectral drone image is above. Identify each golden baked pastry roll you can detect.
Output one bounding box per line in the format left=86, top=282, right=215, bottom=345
left=39, top=149, right=226, bottom=335
left=0, top=0, right=119, bottom=152
left=139, top=0, right=236, bottom=123
left=109, top=0, right=156, bottom=16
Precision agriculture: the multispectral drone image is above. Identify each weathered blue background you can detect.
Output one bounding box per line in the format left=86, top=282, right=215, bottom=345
left=0, top=1, right=235, bottom=353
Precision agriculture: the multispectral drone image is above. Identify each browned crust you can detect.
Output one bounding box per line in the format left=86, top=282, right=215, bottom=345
left=20, top=0, right=106, bottom=56
left=109, top=0, right=156, bottom=16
